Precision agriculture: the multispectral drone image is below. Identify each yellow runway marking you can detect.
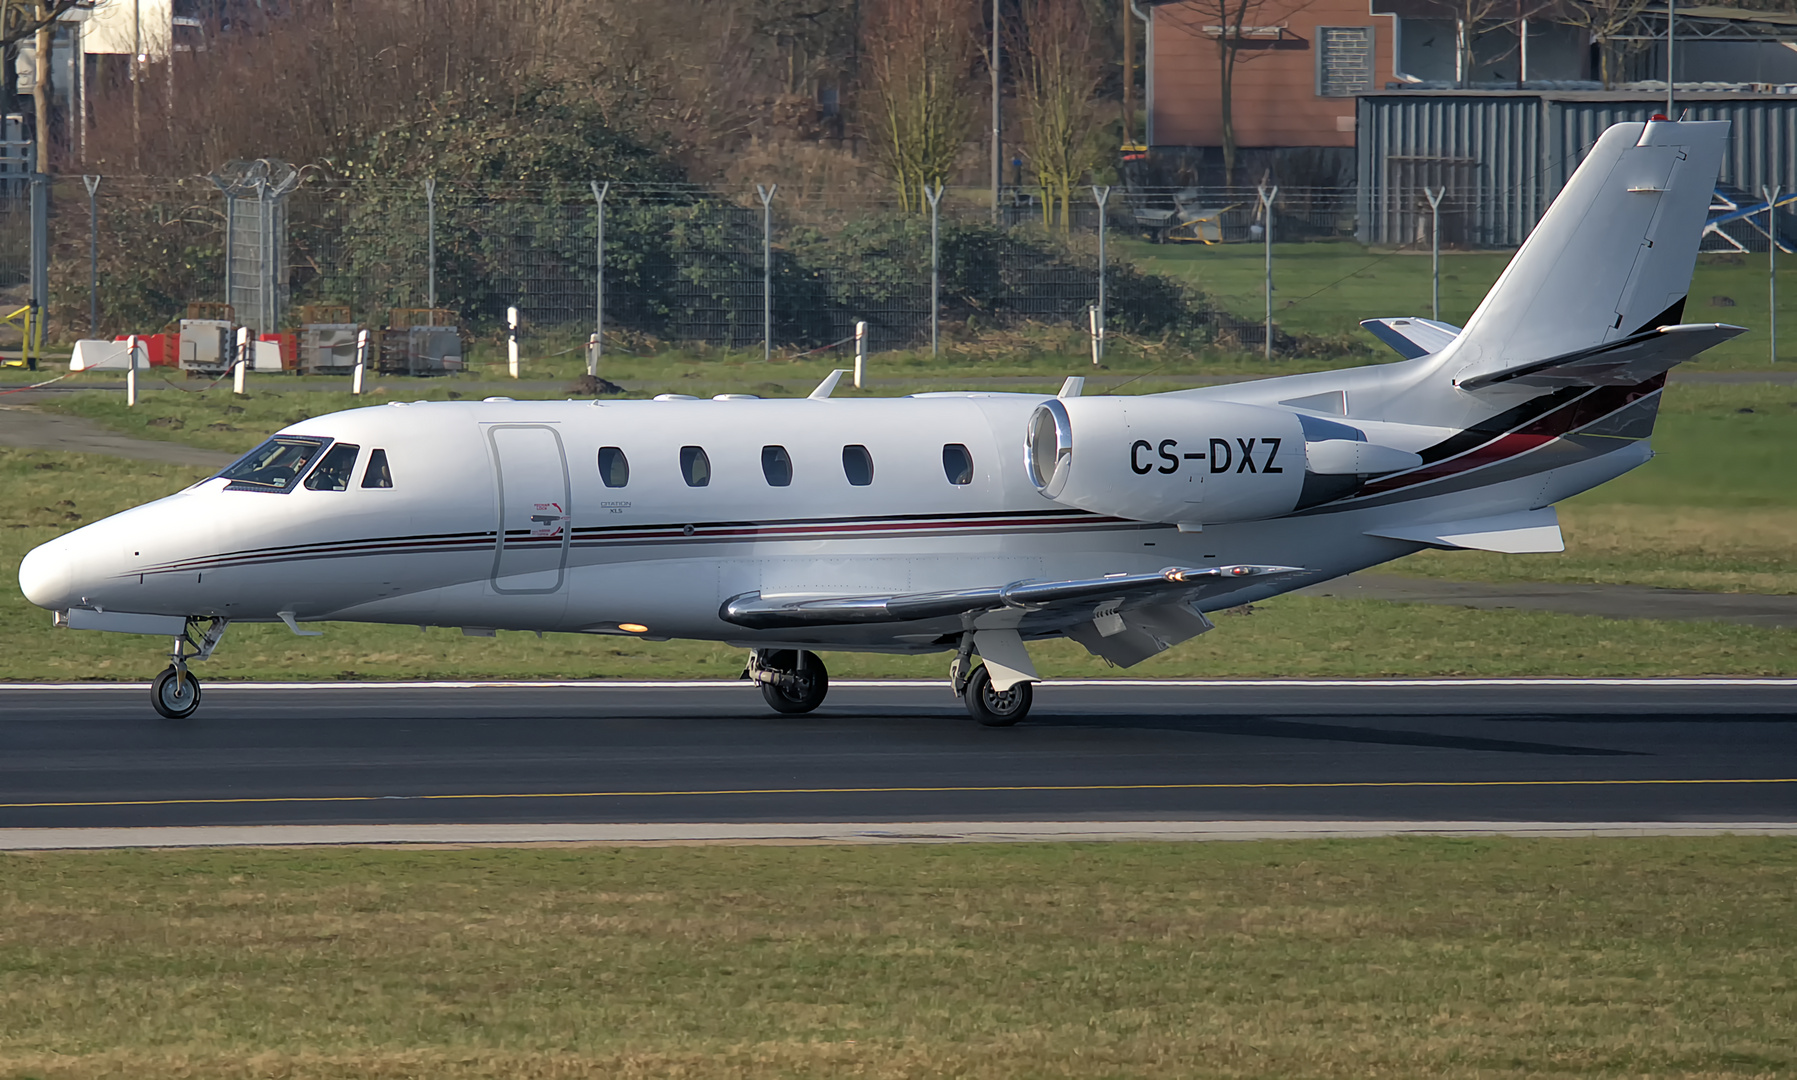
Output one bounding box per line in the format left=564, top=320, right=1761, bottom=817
left=4, top=777, right=1795, bottom=810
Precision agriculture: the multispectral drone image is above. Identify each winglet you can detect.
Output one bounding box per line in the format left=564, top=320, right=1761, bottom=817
left=808, top=369, right=849, bottom=399
left=1058, top=376, right=1085, bottom=399
left=277, top=610, right=323, bottom=637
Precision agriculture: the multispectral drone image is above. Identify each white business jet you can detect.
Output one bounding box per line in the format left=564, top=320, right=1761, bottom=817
left=18, top=119, right=1745, bottom=722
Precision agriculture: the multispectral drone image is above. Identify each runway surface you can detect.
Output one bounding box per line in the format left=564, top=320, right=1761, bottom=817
left=1, top=681, right=1793, bottom=842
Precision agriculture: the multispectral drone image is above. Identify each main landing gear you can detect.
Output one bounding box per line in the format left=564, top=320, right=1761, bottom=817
left=745, top=649, right=830, bottom=714
left=949, top=631, right=1036, bottom=726
left=150, top=618, right=228, bottom=719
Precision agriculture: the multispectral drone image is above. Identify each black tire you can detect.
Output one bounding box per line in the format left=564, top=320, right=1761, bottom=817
left=151, top=666, right=201, bottom=719
left=965, top=665, right=1032, bottom=726
left=758, top=651, right=829, bottom=715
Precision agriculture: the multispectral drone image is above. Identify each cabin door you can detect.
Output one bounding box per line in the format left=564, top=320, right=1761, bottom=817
left=487, top=424, right=571, bottom=594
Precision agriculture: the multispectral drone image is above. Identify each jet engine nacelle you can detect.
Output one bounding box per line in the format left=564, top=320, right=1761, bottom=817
left=1027, top=397, right=1309, bottom=525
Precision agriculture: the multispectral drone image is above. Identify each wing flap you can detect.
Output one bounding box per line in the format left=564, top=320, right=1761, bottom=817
left=1456, top=322, right=1745, bottom=391
left=719, top=564, right=1308, bottom=630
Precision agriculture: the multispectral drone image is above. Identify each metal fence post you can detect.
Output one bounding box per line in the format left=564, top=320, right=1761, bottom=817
left=425, top=177, right=437, bottom=312
left=28, top=150, right=48, bottom=371
left=83, top=174, right=100, bottom=335
left=1092, top=185, right=1111, bottom=363
left=1257, top=184, right=1278, bottom=360
left=591, top=180, right=609, bottom=372
left=756, top=184, right=777, bottom=361
left=1765, top=184, right=1781, bottom=364
left=1425, top=186, right=1446, bottom=321
left=924, top=182, right=943, bottom=356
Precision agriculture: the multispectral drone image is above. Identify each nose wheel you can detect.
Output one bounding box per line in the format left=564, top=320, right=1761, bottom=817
left=147, top=618, right=228, bottom=719
left=151, top=665, right=202, bottom=719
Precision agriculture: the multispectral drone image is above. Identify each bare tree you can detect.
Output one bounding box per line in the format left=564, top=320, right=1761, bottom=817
left=1158, top=0, right=1313, bottom=185
left=1012, top=0, right=1104, bottom=229
left=860, top=0, right=977, bottom=212
left=1552, top=0, right=1651, bottom=88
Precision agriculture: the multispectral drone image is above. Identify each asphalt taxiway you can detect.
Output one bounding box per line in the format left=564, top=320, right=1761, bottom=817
left=1, top=680, right=1792, bottom=844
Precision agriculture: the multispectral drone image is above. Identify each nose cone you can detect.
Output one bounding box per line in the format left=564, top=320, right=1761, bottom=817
left=18, top=536, right=76, bottom=611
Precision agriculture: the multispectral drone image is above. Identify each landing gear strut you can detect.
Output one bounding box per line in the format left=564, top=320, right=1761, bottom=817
left=745, top=649, right=829, bottom=714
left=150, top=618, right=228, bottom=720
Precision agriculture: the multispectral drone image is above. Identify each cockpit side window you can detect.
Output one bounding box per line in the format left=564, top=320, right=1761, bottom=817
left=304, top=443, right=362, bottom=491
left=361, top=448, right=394, bottom=489
left=680, top=445, right=711, bottom=487
left=598, top=446, right=629, bottom=488
left=219, top=436, right=328, bottom=493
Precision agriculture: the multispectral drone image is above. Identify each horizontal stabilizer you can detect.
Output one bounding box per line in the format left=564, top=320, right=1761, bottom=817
left=1366, top=507, right=1563, bottom=553
left=1360, top=318, right=1461, bottom=359
left=721, top=564, right=1307, bottom=630
left=1456, top=322, right=1745, bottom=391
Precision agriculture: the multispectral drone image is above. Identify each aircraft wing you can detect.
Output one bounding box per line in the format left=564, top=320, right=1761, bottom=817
left=1456, top=322, right=1746, bottom=390
left=720, top=564, right=1307, bottom=631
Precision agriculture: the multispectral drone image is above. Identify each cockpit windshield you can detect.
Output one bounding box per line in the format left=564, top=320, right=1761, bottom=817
left=218, top=436, right=329, bottom=492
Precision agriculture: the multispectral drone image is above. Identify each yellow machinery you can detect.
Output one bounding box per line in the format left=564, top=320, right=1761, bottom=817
left=2, top=304, right=39, bottom=369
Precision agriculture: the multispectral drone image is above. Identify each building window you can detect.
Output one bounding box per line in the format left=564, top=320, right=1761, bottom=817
left=598, top=446, right=629, bottom=488
left=942, top=443, right=973, bottom=485
left=1317, top=26, right=1374, bottom=97
left=680, top=446, right=711, bottom=487
left=841, top=445, right=874, bottom=486
left=762, top=445, right=793, bottom=487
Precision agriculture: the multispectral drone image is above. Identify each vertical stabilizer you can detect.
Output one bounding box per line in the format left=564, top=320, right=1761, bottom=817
left=1441, top=119, right=1729, bottom=387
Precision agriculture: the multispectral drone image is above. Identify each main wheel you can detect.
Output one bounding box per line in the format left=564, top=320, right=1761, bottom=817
left=965, top=665, right=1032, bottom=726
left=151, top=666, right=202, bottom=719
left=758, top=650, right=829, bottom=715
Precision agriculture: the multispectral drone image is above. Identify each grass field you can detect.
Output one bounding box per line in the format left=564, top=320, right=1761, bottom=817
left=2, top=839, right=1793, bottom=1078
left=1, top=443, right=1792, bottom=681
left=1126, top=241, right=1796, bottom=372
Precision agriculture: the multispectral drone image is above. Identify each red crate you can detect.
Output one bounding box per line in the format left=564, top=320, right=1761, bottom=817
left=258, top=333, right=299, bottom=371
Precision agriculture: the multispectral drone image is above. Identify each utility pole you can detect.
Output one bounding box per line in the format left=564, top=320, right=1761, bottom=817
left=990, top=0, right=1002, bottom=223
left=1666, top=0, right=1676, bottom=118
left=1123, top=2, right=1134, bottom=145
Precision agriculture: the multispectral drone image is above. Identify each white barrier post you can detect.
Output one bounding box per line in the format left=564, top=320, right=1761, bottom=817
left=587, top=331, right=600, bottom=378
left=233, top=326, right=248, bottom=395
left=507, top=306, right=521, bottom=379
left=853, top=320, right=867, bottom=389
left=352, top=328, right=369, bottom=395
left=1089, top=304, right=1102, bottom=366
left=125, top=334, right=139, bottom=407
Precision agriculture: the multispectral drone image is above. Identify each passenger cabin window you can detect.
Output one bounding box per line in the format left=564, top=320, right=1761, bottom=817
left=942, top=443, right=973, bottom=485
left=680, top=445, right=711, bottom=487
left=842, top=444, right=874, bottom=486
left=303, top=443, right=361, bottom=491
left=219, top=436, right=327, bottom=493
left=361, top=448, right=393, bottom=489
left=761, top=445, right=792, bottom=487
left=598, top=446, right=629, bottom=488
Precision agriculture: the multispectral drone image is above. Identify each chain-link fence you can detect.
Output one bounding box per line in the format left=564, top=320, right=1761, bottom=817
left=19, top=174, right=1377, bottom=353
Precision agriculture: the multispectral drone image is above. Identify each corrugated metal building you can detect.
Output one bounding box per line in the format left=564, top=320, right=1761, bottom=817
left=1357, top=92, right=1797, bottom=247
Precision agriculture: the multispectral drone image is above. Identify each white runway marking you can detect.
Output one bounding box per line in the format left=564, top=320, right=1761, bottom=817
left=4, top=820, right=1796, bottom=850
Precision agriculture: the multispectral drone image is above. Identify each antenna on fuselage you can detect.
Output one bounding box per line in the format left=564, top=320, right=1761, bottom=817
left=808, top=369, right=850, bottom=400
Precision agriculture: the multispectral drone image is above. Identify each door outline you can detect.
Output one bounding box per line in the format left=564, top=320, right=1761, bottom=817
left=486, top=423, right=572, bottom=594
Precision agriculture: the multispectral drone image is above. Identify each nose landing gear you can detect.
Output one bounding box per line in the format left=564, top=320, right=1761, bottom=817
left=745, top=649, right=829, bottom=714
left=150, top=618, right=229, bottom=720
